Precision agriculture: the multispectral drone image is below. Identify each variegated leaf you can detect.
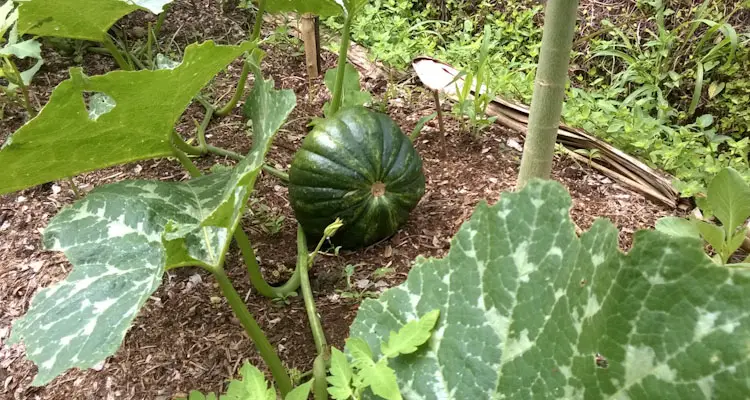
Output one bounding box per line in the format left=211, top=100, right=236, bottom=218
left=7, top=74, right=296, bottom=386
left=351, top=180, right=750, bottom=399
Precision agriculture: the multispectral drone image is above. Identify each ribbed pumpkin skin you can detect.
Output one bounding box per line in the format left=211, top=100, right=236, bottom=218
left=288, top=106, right=426, bottom=249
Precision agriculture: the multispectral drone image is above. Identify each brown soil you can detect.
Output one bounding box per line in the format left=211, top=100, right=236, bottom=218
left=1, top=2, right=677, bottom=399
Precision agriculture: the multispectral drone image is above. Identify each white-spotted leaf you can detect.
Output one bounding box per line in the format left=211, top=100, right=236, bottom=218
left=7, top=74, right=296, bottom=386
left=350, top=179, right=750, bottom=399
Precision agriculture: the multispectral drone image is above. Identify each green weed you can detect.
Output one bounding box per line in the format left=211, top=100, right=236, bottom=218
left=339, top=0, right=750, bottom=197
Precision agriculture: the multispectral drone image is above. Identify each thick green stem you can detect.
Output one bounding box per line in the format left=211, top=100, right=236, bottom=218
left=173, top=135, right=290, bottom=184
left=171, top=146, right=202, bottom=177
left=235, top=227, right=301, bottom=298
left=102, top=35, right=133, bottom=71
left=205, top=145, right=290, bottom=183
left=516, top=0, right=579, bottom=189
left=196, top=101, right=214, bottom=149
left=170, top=137, right=293, bottom=395
left=212, top=267, right=293, bottom=396
left=251, top=0, right=266, bottom=41
left=329, top=14, right=353, bottom=115
left=261, top=164, right=289, bottom=182
left=206, top=144, right=242, bottom=160
left=171, top=131, right=204, bottom=156
left=312, top=354, right=329, bottom=400
left=171, top=140, right=297, bottom=297
left=215, top=60, right=251, bottom=117
left=297, top=225, right=328, bottom=354
left=214, top=0, right=265, bottom=116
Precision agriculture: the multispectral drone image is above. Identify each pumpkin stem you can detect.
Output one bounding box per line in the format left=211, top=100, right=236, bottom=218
left=371, top=182, right=386, bottom=197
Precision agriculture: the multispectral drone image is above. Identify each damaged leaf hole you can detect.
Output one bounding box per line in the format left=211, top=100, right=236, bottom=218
left=84, top=91, right=116, bottom=121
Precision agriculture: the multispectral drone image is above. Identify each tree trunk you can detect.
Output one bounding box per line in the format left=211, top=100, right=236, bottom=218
left=516, top=0, right=579, bottom=189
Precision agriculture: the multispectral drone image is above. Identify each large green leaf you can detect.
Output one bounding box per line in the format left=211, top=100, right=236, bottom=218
left=7, top=74, right=296, bottom=386
left=350, top=180, right=750, bottom=399
left=265, top=0, right=367, bottom=17
left=17, top=0, right=172, bottom=41
left=0, top=40, right=252, bottom=195
left=265, top=0, right=344, bottom=17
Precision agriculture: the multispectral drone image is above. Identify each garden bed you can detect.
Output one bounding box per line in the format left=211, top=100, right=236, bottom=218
left=0, top=2, right=677, bottom=399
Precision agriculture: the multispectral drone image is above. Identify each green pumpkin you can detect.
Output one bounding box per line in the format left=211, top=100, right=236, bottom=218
left=288, top=106, right=426, bottom=249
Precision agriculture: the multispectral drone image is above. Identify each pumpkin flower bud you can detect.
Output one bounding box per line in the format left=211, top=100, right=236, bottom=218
left=323, top=218, right=344, bottom=239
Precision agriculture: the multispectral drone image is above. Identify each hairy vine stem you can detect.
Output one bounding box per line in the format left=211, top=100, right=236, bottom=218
left=170, top=129, right=290, bottom=183
left=214, top=0, right=266, bottom=116
left=214, top=60, right=251, bottom=117
left=297, top=225, right=330, bottom=400
left=170, top=144, right=294, bottom=394
left=328, top=13, right=354, bottom=115
left=212, top=267, right=293, bottom=396
left=235, top=227, right=301, bottom=298
left=297, top=226, right=328, bottom=354
left=170, top=142, right=296, bottom=295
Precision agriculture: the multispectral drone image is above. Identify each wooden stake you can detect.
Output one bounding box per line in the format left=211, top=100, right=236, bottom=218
left=301, top=13, right=321, bottom=78
left=432, top=90, right=446, bottom=157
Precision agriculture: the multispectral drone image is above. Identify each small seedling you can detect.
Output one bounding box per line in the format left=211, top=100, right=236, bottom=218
left=246, top=197, right=286, bottom=235
left=656, top=167, right=750, bottom=264
left=573, top=148, right=602, bottom=168
left=337, top=264, right=378, bottom=301
left=372, top=267, right=395, bottom=279
left=271, top=291, right=298, bottom=307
